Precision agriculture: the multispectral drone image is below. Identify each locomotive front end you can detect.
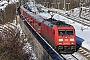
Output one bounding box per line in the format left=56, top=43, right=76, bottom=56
left=56, top=26, right=76, bottom=53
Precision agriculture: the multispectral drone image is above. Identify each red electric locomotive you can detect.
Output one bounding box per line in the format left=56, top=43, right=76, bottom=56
left=41, top=18, right=76, bottom=53
left=20, top=4, right=76, bottom=54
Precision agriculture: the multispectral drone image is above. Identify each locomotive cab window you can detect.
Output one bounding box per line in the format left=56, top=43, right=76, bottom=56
left=58, top=30, right=65, bottom=35
left=58, top=30, right=73, bottom=35
left=66, top=30, right=73, bottom=35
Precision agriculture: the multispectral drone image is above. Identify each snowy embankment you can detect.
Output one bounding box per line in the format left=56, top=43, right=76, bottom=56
left=39, top=12, right=90, bottom=51
left=12, top=19, right=37, bottom=60
left=16, top=21, right=37, bottom=60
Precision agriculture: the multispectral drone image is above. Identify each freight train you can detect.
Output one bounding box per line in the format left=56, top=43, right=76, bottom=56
left=19, top=4, right=76, bottom=53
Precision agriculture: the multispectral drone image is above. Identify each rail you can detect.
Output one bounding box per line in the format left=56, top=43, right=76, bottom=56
left=61, top=14, right=90, bottom=27
left=77, top=44, right=90, bottom=60
left=61, top=54, right=78, bottom=60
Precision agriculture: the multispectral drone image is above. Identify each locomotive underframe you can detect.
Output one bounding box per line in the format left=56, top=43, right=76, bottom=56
left=57, top=45, right=76, bottom=54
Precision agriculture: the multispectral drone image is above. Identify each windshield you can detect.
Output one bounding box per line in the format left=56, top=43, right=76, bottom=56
left=58, top=30, right=74, bottom=35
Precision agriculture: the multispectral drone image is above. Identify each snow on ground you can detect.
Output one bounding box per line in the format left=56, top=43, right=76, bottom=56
left=16, top=20, right=37, bottom=60
left=23, top=42, right=37, bottom=60
left=69, top=7, right=90, bottom=20
left=0, top=1, right=8, bottom=11
left=0, top=0, right=19, bottom=11
left=73, top=52, right=87, bottom=60
left=38, top=12, right=90, bottom=51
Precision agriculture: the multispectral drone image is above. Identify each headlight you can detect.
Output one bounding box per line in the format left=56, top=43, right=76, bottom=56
left=59, top=39, right=63, bottom=41
left=71, top=42, right=74, bottom=44
left=59, top=43, right=62, bottom=44
left=70, top=38, right=74, bottom=41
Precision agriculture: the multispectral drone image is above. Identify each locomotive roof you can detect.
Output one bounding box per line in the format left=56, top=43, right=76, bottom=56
left=31, top=15, right=44, bottom=22
left=27, top=12, right=44, bottom=22
left=21, top=5, right=43, bottom=22
left=44, top=18, right=71, bottom=27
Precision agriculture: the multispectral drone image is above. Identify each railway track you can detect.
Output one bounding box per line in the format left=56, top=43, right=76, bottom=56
left=60, top=45, right=90, bottom=60
left=60, top=54, right=78, bottom=60
left=61, top=14, right=90, bottom=27
left=80, top=17, right=90, bottom=22
left=77, top=46, right=90, bottom=60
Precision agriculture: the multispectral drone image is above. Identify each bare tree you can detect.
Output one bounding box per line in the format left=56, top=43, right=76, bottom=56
left=0, top=24, right=28, bottom=60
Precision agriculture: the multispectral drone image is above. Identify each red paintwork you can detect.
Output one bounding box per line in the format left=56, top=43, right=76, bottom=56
left=41, top=23, right=76, bottom=46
